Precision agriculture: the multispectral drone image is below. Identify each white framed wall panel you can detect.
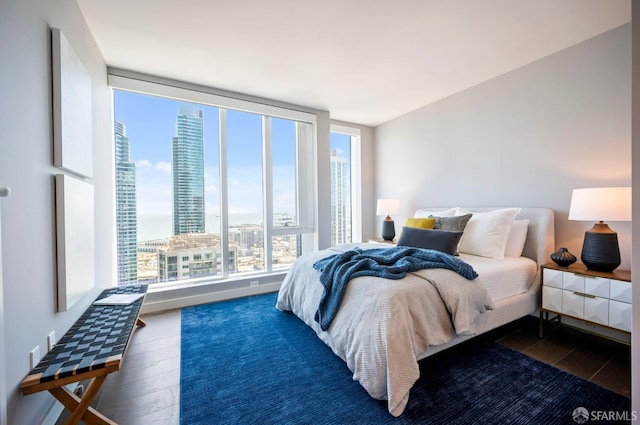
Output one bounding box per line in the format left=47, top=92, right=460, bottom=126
left=55, top=174, right=95, bottom=311
left=52, top=28, right=93, bottom=179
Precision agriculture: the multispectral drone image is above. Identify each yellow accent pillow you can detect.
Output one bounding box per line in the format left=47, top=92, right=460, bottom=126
left=404, top=217, right=436, bottom=229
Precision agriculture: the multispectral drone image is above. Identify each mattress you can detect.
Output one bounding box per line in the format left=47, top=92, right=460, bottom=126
left=366, top=242, right=538, bottom=303
left=459, top=253, right=537, bottom=302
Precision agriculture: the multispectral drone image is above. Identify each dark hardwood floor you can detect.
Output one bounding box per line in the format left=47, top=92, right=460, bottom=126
left=56, top=307, right=630, bottom=424
left=493, top=316, right=631, bottom=398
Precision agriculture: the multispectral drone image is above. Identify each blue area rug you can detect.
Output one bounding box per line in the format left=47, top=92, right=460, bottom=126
left=180, top=293, right=630, bottom=424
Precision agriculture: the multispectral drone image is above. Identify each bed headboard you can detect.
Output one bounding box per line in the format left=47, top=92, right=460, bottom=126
left=416, top=207, right=555, bottom=267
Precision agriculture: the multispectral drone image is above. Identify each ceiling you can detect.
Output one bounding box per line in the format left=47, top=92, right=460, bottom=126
left=77, top=0, right=630, bottom=127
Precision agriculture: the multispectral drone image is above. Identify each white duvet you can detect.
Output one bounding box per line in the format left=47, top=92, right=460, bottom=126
left=276, top=244, right=495, bottom=417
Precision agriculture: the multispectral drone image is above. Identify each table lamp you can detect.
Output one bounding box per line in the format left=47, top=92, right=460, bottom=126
left=376, top=199, right=400, bottom=241
left=568, top=187, right=631, bottom=272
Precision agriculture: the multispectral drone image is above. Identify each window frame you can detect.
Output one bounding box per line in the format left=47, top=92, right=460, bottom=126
left=330, top=123, right=363, bottom=244
left=110, top=74, right=318, bottom=290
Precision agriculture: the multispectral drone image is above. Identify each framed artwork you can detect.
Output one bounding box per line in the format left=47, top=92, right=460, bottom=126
left=55, top=174, right=95, bottom=311
left=52, top=27, right=93, bottom=179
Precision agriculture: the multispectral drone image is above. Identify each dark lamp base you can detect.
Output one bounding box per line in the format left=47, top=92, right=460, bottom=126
left=381, top=219, right=396, bottom=241
left=580, top=224, right=620, bottom=272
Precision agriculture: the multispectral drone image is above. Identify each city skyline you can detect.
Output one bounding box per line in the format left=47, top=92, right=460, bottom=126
left=114, top=89, right=352, bottom=284
left=113, top=89, right=351, bottom=242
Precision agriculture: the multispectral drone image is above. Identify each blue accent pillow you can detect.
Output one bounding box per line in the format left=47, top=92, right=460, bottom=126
left=396, top=227, right=463, bottom=256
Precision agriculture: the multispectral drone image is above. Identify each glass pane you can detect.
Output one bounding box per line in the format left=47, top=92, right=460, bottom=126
left=272, top=235, right=301, bottom=270
left=226, top=110, right=264, bottom=273
left=114, top=90, right=221, bottom=285
left=114, top=88, right=308, bottom=285
left=271, top=118, right=298, bottom=228
left=330, top=133, right=352, bottom=246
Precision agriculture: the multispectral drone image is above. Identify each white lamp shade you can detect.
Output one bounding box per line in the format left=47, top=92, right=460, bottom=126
left=376, top=199, right=400, bottom=216
left=568, top=187, right=631, bottom=222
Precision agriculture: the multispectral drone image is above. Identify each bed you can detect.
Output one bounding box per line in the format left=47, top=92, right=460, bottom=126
left=276, top=207, right=555, bottom=417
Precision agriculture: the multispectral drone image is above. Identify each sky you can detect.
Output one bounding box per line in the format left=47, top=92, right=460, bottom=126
left=113, top=89, right=350, bottom=237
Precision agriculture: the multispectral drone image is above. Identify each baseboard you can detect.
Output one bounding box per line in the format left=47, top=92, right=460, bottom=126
left=141, top=282, right=282, bottom=314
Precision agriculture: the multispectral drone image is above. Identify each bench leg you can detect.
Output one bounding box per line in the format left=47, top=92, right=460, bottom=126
left=49, top=375, right=115, bottom=425
left=137, top=317, right=146, bottom=327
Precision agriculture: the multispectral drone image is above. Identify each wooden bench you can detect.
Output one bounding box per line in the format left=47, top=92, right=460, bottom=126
left=21, top=285, right=148, bottom=425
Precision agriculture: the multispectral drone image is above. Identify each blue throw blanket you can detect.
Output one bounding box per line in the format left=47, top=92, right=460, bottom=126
left=312, top=246, right=478, bottom=331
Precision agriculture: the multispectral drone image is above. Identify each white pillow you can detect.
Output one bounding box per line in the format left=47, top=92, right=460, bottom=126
left=504, top=219, right=529, bottom=258
left=414, top=207, right=458, bottom=218
left=458, top=208, right=521, bottom=259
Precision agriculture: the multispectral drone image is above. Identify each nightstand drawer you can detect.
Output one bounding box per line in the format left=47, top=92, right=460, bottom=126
left=584, top=277, right=610, bottom=298
left=609, top=300, right=632, bottom=332
left=610, top=279, right=632, bottom=303
left=562, top=291, right=584, bottom=318
left=584, top=296, right=609, bottom=326
left=542, top=268, right=563, bottom=289
left=562, top=273, right=585, bottom=292
left=542, top=286, right=562, bottom=312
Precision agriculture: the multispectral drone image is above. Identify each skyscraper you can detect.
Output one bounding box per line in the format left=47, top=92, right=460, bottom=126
left=114, top=120, right=138, bottom=285
left=330, top=149, right=350, bottom=246
left=172, top=106, right=205, bottom=235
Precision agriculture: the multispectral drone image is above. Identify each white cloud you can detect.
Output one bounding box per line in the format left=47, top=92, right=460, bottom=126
left=135, top=159, right=152, bottom=168
left=155, top=161, right=172, bottom=174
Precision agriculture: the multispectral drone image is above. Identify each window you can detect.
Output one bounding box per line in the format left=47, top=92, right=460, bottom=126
left=112, top=76, right=316, bottom=287
left=330, top=125, right=362, bottom=245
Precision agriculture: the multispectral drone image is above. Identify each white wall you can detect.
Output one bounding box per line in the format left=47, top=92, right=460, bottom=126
left=0, top=1, right=113, bottom=423
left=631, top=1, right=639, bottom=417
left=373, top=19, right=634, bottom=407
left=373, top=24, right=632, bottom=270
left=0, top=198, right=7, bottom=425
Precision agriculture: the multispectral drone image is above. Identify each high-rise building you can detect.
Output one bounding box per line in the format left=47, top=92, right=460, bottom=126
left=172, top=106, right=205, bottom=235
left=156, top=234, right=237, bottom=281
left=330, top=149, right=350, bottom=246
left=114, top=120, right=138, bottom=285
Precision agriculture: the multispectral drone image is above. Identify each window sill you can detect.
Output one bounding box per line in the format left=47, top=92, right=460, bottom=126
left=141, top=271, right=288, bottom=314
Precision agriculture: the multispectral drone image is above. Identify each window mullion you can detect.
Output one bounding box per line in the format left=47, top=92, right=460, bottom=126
left=350, top=135, right=362, bottom=243
left=112, top=76, right=319, bottom=288
left=263, top=117, right=273, bottom=272
left=219, top=109, right=230, bottom=277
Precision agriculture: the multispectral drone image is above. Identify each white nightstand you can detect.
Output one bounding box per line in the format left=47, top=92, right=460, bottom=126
left=539, top=263, right=631, bottom=339
left=368, top=238, right=396, bottom=245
